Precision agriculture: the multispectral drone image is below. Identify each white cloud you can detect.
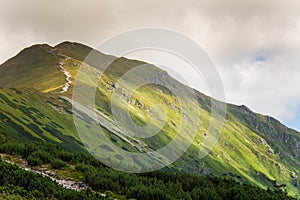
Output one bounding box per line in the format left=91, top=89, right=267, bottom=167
left=0, top=0, right=300, bottom=125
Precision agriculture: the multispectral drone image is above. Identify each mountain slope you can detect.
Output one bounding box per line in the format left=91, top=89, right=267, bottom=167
left=0, top=44, right=65, bottom=92
left=0, top=42, right=299, bottom=196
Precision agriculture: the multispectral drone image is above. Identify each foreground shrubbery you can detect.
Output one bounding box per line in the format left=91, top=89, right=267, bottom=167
left=0, top=160, right=106, bottom=199
left=0, top=138, right=295, bottom=200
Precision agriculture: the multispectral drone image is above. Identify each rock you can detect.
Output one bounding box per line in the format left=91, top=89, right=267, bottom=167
left=111, top=82, right=118, bottom=88
left=136, top=100, right=144, bottom=108
left=291, top=172, right=298, bottom=179
left=268, top=147, right=274, bottom=154
left=166, top=101, right=175, bottom=109
left=201, top=132, right=208, bottom=138
left=275, top=163, right=282, bottom=170
left=171, top=121, right=177, bottom=127
left=122, top=91, right=128, bottom=97
left=258, top=138, right=267, bottom=146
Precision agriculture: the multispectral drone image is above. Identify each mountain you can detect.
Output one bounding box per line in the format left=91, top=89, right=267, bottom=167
left=0, top=42, right=299, bottom=197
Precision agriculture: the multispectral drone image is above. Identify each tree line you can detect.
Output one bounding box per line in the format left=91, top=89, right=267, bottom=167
left=0, top=137, right=296, bottom=200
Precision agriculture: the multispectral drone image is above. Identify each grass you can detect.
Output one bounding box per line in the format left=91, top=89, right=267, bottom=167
left=0, top=41, right=299, bottom=197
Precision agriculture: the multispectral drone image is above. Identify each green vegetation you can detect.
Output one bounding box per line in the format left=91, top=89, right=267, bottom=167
left=0, top=41, right=299, bottom=198
left=0, top=44, right=66, bottom=92
left=0, top=138, right=295, bottom=200
left=50, top=158, right=67, bottom=169
left=0, top=159, right=106, bottom=199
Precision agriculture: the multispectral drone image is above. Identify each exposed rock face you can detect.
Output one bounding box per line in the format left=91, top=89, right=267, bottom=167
left=268, top=147, right=274, bottom=154
left=57, top=57, right=72, bottom=93
left=37, top=170, right=88, bottom=191
left=1, top=155, right=88, bottom=191
left=291, top=171, right=298, bottom=179
left=229, top=104, right=300, bottom=161
left=258, top=137, right=267, bottom=146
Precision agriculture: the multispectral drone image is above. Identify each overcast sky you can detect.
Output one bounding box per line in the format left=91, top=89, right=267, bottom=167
left=1, top=0, right=300, bottom=130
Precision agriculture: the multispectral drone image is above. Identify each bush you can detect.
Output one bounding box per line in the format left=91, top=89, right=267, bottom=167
left=75, top=163, right=93, bottom=173
left=27, top=155, right=42, bottom=166
left=50, top=159, right=67, bottom=169
left=0, top=139, right=294, bottom=200
left=30, top=150, right=52, bottom=164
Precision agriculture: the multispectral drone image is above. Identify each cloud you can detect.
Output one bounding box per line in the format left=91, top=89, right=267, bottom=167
left=0, top=0, right=300, bottom=126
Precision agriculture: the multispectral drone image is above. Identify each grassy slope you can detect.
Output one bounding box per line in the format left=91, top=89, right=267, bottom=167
left=0, top=44, right=66, bottom=92
left=0, top=88, right=84, bottom=152
left=0, top=42, right=299, bottom=197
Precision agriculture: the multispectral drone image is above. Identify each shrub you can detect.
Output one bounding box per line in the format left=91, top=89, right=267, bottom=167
left=27, top=155, right=42, bottom=166
left=50, top=159, right=67, bottom=169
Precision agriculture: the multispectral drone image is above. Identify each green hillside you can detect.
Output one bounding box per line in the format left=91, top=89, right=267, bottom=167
left=0, top=42, right=299, bottom=198
left=0, top=140, right=294, bottom=200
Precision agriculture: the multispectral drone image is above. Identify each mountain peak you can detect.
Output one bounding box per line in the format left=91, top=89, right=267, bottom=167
left=0, top=41, right=110, bottom=92
left=0, top=42, right=299, bottom=196
left=23, top=43, right=52, bottom=50
left=55, top=41, right=94, bottom=53
left=4, top=43, right=54, bottom=64
left=55, top=41, right=83, bottom=48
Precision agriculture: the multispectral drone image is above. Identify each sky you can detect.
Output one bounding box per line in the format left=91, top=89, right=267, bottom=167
left=1, top=0, right=300, bottom=130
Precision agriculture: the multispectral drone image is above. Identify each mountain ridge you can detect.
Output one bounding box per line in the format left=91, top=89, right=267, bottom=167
left=0, top=41, right=299, bottom=196
left=1, top=41, right=294, bottom=131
